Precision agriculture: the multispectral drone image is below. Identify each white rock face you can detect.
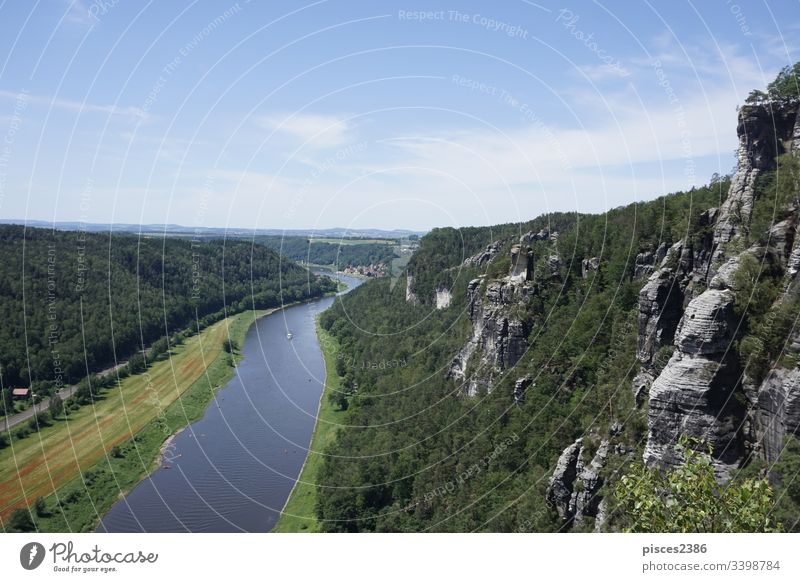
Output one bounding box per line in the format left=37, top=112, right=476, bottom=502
left=546, top=438, right=610, bottom=525
left=757, top=367, right=800, bottom=462
left=448, top=275, right=532, bottom=394
left=711, top=103, right=799, bottom=272
left=637, top=267, right=683, bottom=366
left=674, top=289, right=737, bottom=356
left=405, top=274, right=419, bottom=304
left=435, top=286, right=452, bottom=309
left=638, top=102, right=800, bottom=482
left=644, top=287, right=746, bottom=479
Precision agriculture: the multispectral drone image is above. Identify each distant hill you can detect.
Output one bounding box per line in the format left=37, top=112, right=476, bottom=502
left=0, top=225, right=336, bottom=398
left=0, top=220, right=425, bottom=240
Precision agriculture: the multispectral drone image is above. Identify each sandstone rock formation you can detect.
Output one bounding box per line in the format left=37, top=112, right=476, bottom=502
left=581, top=257, right=600, bottom=279
left=757, top=367, right=800, bottom=461
left=644, top=288, right=746, bottom=478
left=449, top=247, right=534, bottom=395
left=464, top=241, right=502, bottom=268
left=546, top=438, right=610, bottom=526
left=435, top=285, right=452, bottom=309
left=405, top=274, right=419, bottom=305
left=711, top=102, right=800, bottom=271
left=509, top=244, right=533, bottom=281
left=513, top=375, right=531, bottom=404
left=641, top=102, right=800, bottom=479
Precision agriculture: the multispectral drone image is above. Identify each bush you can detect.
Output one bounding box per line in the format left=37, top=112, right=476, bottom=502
left=34, top=497, right=47, bottom=517
left=746, top=63, right=800, bottom=103
left=49, top=393, right=64, bottom=420
left=615, top=438, right=780, bottom=532
left=8, top=508, right=36, bottom=532
left=127, top=352, right=147, bottom=375
left=149, top=337, right=170, bottom=360
left=328, top=388, right=349, bottom=411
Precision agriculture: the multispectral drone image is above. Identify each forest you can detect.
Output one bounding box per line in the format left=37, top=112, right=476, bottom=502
left=254, top=236, right=397, bottom=267
left=0, top=225, right=336, bottom=409
left=312, top=173, right=800, bottom=532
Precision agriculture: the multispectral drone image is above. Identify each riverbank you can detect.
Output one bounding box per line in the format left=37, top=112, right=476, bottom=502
left=0, top=306, right=276, bottom=532
left=272, top=324, right=345, bottom=532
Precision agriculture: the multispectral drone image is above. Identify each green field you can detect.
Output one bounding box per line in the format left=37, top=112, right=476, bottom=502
left=0, top=309, right=266, bottom=532
left=272, top=324, right=345, bottom=532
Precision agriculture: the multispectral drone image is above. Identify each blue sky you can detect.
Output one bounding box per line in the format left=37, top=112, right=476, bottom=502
left=0, top=0, right=797, bottom=231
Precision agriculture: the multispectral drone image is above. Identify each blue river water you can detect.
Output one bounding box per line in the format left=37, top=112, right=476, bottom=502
left=98, top=273, right=361, bottom=532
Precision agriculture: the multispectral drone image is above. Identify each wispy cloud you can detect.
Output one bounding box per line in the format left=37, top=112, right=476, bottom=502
left=256, top=112, right=352, bottom=148
left=577, top=63, right=634, bottom=81
left=61, top=0, right=94, bottom=25
left=0, top=89, right=146, bottom=120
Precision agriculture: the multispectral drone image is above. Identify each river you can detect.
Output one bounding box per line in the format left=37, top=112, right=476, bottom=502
left=97, top=273, right=362, bottom=532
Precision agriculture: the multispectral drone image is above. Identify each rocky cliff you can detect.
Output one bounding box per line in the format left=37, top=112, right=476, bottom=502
left=449, top=275, right=533, bottom=395
left=641, top=101, right=800, bottom=477
left=542, top=100, right=800, bottom=527
left=434, top=96, right=800, bottom=522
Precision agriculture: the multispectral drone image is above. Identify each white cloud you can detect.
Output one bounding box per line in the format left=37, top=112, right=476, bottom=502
left=577, top=63, right=633, bottom=81
left=0, top=89, right=147, bottom=120
left=256, top=112, right=352, bottom=148
left=60, top=0, right=95, bottom=26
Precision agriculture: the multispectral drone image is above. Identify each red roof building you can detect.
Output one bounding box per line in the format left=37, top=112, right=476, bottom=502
left=11, top=388, right=30, bottom=398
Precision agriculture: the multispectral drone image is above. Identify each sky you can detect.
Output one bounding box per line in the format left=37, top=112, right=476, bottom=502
left=0, top=0, right=797, bottom=232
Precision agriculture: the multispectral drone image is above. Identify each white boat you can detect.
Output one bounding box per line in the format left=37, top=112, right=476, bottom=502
left=286, top=332, right=293, bottom=340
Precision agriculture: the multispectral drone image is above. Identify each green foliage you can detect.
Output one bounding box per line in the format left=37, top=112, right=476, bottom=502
left=311, top=179, right=729, bottom=532
left=732, top=253, right=781, bottom=320
left=8, top=508, right=36, bottom=532
left=769, top=436, right=800, bottom=531
left=746, top=62, right=800, bottom=103
left=255, top=236, right=397, bottom=267
left=0, top=225, right=336, bottom=404
left=49, top=393, right=64, bottom=420
left=327, top=386, right=349, bottom=411
left=615, top=439, right=780, bottom=532
left=33, top=496, right=47, bottom=517
left=739, top=297, right=800, bottom=384
left=127, top=352, right=147, bottom=375
left=749, top=152, right=800, bottom=241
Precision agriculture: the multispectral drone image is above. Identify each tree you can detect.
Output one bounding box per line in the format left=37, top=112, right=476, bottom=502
left=49, top=393, right=64, bottom=420
left=33, top=497, right=47, bottom=517
left=127, top=352, right=147, bottom=375
left=7, top=508, right=36, bottom=532
left=327, top=388, right=349, bottom=411
left=615, top=439, right=780, bottom=532
left=149, top=337, right=170, bottom=360
left=1, top=387, right=13, bottom=417
left=746, top=62, right=800, bottom=103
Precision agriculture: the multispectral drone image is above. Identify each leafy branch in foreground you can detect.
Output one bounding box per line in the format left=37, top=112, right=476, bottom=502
left=615, top=438, right=780, bottom=532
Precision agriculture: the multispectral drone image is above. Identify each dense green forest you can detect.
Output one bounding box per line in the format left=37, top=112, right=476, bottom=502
left=305, top=173, right=796, bottom=532
left=254, top=236, right=397, bottom=267
left=313, top=181, right=727, bottom=531
left=0, top=225, right=336, bottom=407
